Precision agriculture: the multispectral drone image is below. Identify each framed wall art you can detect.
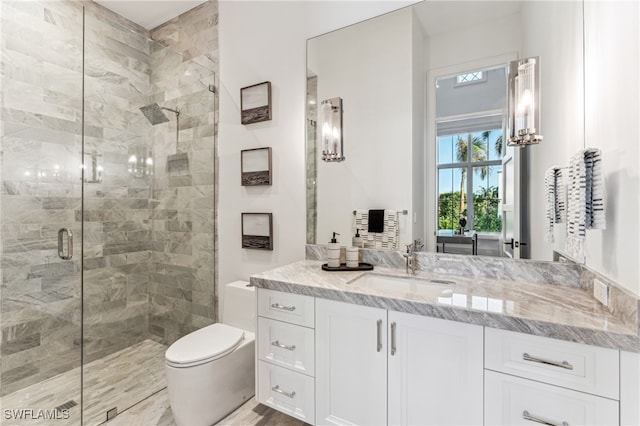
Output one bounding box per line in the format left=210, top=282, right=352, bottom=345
left=241, top=147, right=272, bottom=186
left=241, top=213, right=273, bottom=250
left=240, top=81, right=272, bottom=124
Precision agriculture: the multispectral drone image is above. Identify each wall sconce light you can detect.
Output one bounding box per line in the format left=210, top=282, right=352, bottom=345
left=128, top=147, right=153, bottom=178
left=320, top=97, right=345, bottom=162
left=508, top=57, right=542, bottom=146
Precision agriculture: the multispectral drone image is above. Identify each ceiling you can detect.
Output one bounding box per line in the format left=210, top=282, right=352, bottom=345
left=93, top=0, right=520, bottom=36
left=93, top=0, right=208, bottom=30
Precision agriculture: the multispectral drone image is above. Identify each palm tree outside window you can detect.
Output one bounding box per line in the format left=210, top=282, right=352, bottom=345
left=437, top=123, right=503, bottom=235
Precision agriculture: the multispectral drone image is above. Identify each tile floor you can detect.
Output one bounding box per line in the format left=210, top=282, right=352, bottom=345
left=1, top=339, right=167, bottom=426
left=108, top=388, right=308, bottom=426
left=2, top=338, right=307, bottom=426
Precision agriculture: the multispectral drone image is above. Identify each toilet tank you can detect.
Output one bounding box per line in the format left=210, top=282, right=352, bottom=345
left=222, top=281, right=256, bottom=332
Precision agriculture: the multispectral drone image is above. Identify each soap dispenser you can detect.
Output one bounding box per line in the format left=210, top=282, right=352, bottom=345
left=327, top=232, right=341, bottom=268
left=352, top=228, right=363, bottom=248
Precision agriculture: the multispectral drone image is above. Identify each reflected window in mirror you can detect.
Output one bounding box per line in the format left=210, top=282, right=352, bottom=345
left=435, top=65, right=506, bottom=256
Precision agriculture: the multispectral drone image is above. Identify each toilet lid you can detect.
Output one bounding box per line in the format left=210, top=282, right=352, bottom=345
left=165, top=323, right=245, bottom=366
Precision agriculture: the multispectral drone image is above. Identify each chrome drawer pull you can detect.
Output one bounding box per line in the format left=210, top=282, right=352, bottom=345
left=272, top=385, right=296, bottom=398
left=390, top=322, right=397, bottom=356
left=522, top=353, right=573, bottom=370
left=271, top=303, right=296, bottom=312
left=376, top=319, right=383, bottom=352
left=522, top=410, right=569, bottom=426
left=271, top=340, right=296, bottom=351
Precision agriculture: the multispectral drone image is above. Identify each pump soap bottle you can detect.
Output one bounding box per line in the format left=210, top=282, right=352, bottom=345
left=352, top=229, right=363, bottom=248
left=327, top=232, right=341, bottom=268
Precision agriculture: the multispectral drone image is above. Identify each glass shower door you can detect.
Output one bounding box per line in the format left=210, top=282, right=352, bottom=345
left=0, top=1, right=84, bottom=424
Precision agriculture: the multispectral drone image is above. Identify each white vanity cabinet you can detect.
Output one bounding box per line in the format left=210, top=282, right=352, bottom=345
left=485, top=328, right=621, bottom=426
left=256, top=286, right=638, bottom=426
left=315, top=298, right=484, bottom=426
left=256, top=289, right=316, bottom=424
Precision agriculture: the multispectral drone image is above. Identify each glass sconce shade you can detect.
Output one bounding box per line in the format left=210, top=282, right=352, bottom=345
left=320, top=97, right=345, bottom=162
left=128, top=146, right=153, bottom=178
left=508, top=57, right=542, bottom=146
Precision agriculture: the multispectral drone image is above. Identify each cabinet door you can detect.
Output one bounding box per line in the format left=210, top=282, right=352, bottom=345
left=388, top=311, right=483, bottom=426
left=316, top=298, right=387, bottom=426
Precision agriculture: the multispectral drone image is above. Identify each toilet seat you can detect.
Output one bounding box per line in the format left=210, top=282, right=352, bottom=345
left=166, top=323, right=245, bottom=368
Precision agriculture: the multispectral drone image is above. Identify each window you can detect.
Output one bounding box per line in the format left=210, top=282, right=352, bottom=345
left=454, top=71, right=486, bottom=86
left=437, top=122, right=503, bottom=234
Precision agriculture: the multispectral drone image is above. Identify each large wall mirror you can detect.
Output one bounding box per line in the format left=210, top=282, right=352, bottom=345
left=306, top=0, right=585, bottom=262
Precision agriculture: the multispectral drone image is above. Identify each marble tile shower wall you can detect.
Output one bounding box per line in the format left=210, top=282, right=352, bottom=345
left=147, top=1, right=218, bottom=345
left=1, top=0, right=84, bottom=395
left=81, top=3, right=154, bottom=363
left=1, top=0, right=219, bottom=394
left=306, top=76, right=317, bottom=245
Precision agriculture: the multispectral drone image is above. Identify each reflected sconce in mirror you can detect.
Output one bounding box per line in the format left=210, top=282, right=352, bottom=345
left=508, top=56, right=542, bottom=146
left=320, top=97, right=345, bottom=162
left=127, top=146, right=153, bottom=179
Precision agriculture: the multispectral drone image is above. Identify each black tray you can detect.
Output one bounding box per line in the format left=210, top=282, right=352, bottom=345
left=321, top=262, right=374, bottom=272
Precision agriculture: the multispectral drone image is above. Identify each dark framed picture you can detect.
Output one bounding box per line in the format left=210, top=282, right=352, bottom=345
left=241, top=147, right=272, bottom=186
left=241, top=213, right=273, bottom=250
left=240, top=81, right=272, bottom=124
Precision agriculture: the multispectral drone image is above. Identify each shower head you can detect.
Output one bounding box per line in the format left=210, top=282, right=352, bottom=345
left=139, top=103, right=179, bottom=125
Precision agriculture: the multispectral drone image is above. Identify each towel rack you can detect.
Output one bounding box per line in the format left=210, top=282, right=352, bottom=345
left=353, top=210, right=408, bottom=215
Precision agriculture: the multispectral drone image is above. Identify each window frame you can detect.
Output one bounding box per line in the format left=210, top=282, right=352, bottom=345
left=436, top=118, right=504, bottom=234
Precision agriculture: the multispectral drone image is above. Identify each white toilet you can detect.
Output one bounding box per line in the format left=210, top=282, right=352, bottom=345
left=165, top=281, right=256, bottom=426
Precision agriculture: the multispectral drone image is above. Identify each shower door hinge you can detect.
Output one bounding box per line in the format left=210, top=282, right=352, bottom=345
left=106, top=407, right=118, bottom=421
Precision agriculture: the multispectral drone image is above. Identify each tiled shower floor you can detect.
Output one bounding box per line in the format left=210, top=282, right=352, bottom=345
left=1, top=339, right=167, bottom=426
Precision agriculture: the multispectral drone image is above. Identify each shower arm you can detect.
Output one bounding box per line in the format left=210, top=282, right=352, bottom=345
left=162, top=107, right=180, bottom=153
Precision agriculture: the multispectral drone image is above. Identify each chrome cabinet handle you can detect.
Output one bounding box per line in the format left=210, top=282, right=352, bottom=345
left=58, top=228, right=73, bottom=260
left=376, top=319, right=383, bottom=352
left=522, top=410, right=569, bottom=426
left=271, top=303, right=296, bottom=312
left=272, top=385, right=296, bottom=399
left=271, top=340, right=296, bottom=351
left=523, top=353, right=573, bottom=370
left=390, top=322, right=397, bottom=356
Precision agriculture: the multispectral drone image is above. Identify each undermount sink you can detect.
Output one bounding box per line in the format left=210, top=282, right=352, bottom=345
left=348, top=273, right=454, bottom=298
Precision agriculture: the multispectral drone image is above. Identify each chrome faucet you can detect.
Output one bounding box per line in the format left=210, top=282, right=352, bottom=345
left=403, top=239, right=424, bottom=275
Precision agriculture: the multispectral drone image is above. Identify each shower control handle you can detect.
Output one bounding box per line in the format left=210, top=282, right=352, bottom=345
left=58, top=228, right=73, bottom=260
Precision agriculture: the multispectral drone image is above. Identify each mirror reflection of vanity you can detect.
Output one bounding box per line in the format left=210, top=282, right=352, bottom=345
left=306, top=0, right=585, bottom=262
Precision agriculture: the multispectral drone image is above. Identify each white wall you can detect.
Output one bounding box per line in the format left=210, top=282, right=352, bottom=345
left=311, top=8, right=414, bottom=247
left=218, top=1, right=418, bottom=314
left=583, top=0, right=639, bottom=296
left=428, top=13, right=521, bottom=70
left=522, top=1, right=584, bottom=262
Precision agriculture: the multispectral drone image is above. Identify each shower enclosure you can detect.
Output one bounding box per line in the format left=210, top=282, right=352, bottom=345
left=0, top=1, right=218, bottom=424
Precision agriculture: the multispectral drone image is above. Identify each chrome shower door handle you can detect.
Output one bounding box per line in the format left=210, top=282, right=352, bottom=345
left=58, top=228, right=73, bottom=260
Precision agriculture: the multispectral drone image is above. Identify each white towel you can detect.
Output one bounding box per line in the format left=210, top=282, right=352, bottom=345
left=354, top=209, right=400, bottom=250
left=565, top=148, right=605, bottom=259
left=544, top=166, right=566, bottom=243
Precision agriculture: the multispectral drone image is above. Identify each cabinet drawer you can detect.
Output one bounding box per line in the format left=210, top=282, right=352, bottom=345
left=257, top=361, right=315, bottom=424
left=485, top=327, right=619, bottom=399
left=258, top=317, right=315, bottom=376
left=485, top=370, right=619, bottom=426
left=258, top=288, right=315, bottom=327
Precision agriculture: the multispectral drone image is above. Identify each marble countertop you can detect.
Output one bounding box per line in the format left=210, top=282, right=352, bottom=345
left=250, top=260, right=640, bottom=352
